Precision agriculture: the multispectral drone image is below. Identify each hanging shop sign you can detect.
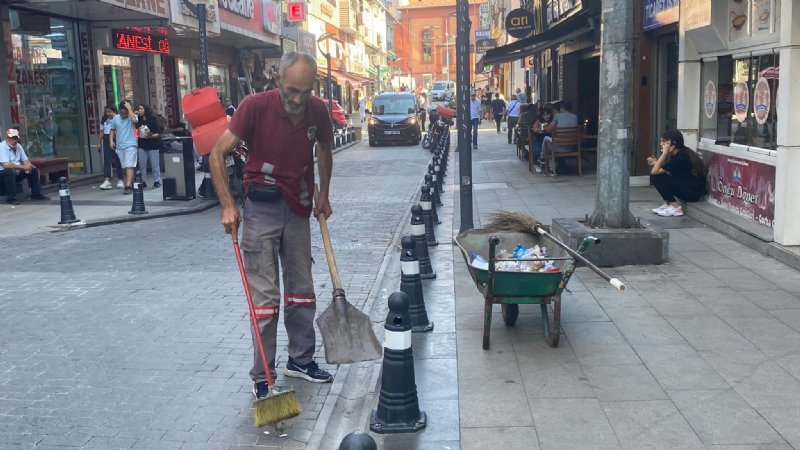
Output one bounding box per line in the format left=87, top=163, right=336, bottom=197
left=704, top=152, right=775, bottom=227
left=219, top=0, right=254, bottom=18
left=262, top=0, right=282, bottom=35
left=733, top=81, right=749, bottom=123
left=287, top=2, right=307, bottom=21
left=475, top=39, right=497, bottom=53
left=170, top=0, right=221, bottom=35
left=112, top=29, right=170, bottom=54
left=475, top=29, right=491, bottom=40
left=505, top=9, right=535, bottom=39
left=753, top=77, right=770, bottom=125
left=643, top=0, right=679, bottom=31
left=683, top=0, right=712, bottom=31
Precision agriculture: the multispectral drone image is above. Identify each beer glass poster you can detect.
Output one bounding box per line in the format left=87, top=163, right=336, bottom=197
left=704, top=152, right=775, bottom=227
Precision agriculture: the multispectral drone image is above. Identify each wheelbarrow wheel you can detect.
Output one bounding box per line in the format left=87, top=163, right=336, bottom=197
left=501, top=304, right=519, bottom=325
left=542, top=296, right=562, bottom=347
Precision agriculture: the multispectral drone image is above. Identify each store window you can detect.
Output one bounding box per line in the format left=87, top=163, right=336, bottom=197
left=102, top=54, right=147, bottom=109
left=176, top=59, right=196, bottom=121
left=701, top=54, right=778, bottom=150
left=422, top=43, right=432, bottom=62
left=209, top=64, right=230, bottom=102
left=9, top=10, right=84, bottom=166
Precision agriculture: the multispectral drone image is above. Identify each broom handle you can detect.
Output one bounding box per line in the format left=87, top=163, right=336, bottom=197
left=317, top=214, right=343, bottom=291
left=534, top=226, right=626, bottom=292
left=232, top=236, right=276, bottom=387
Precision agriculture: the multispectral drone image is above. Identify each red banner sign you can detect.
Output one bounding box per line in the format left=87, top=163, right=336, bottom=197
left=704, top=152, right=775, bottom=227
left=113, top=29, right=170, bottom=54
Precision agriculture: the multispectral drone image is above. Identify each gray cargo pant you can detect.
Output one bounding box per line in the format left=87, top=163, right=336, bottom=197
left=240, top=197, right=316, bottom=383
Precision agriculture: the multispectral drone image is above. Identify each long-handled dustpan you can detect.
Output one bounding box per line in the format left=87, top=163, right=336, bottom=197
left=316, top=214, right=383, bottom=364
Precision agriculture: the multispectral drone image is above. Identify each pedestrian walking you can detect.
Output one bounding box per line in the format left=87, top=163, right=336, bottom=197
left=491, top=93, right=506, bottom=134
left=224, top=96, right=237, bottom=117
left=110, top=100, right=138, bottom=194
left=516, top=87, right=526, bottom=103
left=469, top=93, right=482, bottom=149
left=209, top=52, right=335, bottom=400
left=506, top=96, right=522, bottom=144
left=482, top=88, right=492, bottom=121
left=359, top=96, right=367, bottom=123
left=97, top=105, right=125, bottom=190
left=418, top=93, right=429, bottom=132
left=136, top=104, right=163, bottom=189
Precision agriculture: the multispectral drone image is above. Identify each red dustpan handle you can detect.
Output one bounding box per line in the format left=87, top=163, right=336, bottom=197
left=232, top=235, right=275, bottom=387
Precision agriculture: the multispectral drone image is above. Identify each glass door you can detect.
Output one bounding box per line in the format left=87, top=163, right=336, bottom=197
left=654, top=33, right=679, bottom=148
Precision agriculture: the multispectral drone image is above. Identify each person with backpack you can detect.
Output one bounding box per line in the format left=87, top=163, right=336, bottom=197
left=649, top=129, right=707, bottom=217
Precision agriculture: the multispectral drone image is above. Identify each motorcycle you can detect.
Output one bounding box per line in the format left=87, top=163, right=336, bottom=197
left=422, top=107, right=454, bottom=152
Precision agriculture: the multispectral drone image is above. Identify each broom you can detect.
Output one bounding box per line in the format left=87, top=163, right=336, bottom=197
left=485, top=210, right=626, bottom=292
left=232, top=235, right=302, bottom=426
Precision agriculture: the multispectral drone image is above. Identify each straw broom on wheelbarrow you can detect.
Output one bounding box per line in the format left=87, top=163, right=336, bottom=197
left=485, top=210, right=626, bottom=291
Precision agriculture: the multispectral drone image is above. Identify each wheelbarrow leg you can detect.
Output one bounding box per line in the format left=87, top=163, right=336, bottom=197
left=542, top=296, right=562, bottom=347
left=483, top=298, right=493, bottom=350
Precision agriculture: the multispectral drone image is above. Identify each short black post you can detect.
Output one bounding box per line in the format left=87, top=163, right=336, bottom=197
left=129, top=170, right=149, bottom=215
left=410, top=204, right=436, bottom=279
left=370, top=291, right=427, bottom=434
left=424, top=174, right=441, bottom=225
left=400, top=234, right=433, bottom=332
left=434, top=155, right=445, bottom=195
left=428, top=163, right=442, bottom=206
left=420, top=185, right=438, bottom=246
left=338, top=432, right=377, bottom=450
left=57, top=177, right=80, bottom=225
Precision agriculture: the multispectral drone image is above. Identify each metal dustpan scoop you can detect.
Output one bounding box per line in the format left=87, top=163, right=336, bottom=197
left=316, top=215, right=382, bottom=364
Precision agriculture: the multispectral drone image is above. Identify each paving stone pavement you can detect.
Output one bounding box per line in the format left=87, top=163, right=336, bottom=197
left=0, top=139, right=433, bottom=449
left=449, top=121, right=800, bottom=449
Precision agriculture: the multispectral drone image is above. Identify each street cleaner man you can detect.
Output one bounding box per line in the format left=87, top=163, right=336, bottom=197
left=209, top=52, right=335, bottom=400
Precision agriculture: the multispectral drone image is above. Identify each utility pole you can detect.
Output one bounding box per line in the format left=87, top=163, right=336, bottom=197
left=182, top=0, right=210, bottom=86
left=589, top=0, right=635, bottom=228
left=456, top=0, right=473, bottom=233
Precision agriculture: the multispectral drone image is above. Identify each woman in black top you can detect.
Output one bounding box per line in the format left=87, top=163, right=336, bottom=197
left=649, top=129, right=706, bottom=217
left=136, top=104, right=163, bottom=189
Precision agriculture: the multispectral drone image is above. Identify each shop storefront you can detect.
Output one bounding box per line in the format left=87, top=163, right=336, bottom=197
left=676, top=0, right=796, bottom=242
left=6, top=9, right=86, bottom=169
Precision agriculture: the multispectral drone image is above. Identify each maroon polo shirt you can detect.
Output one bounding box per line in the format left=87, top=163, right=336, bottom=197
left=229, top=90, right=333, bottom=217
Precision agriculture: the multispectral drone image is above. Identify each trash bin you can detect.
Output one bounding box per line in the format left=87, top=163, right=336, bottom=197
left=161, top=136, right=196, bottom=201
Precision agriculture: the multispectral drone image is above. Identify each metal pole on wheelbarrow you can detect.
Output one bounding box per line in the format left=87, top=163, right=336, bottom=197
left=532, top=226, right=626, bottom=292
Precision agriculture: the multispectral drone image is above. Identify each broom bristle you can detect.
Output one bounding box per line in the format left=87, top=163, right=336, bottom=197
left=485, top=210, right=541, bottom=233
left=253, top=388, right=302, bottom=427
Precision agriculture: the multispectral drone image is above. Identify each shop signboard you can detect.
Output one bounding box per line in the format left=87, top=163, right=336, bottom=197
left=219, top=0, right=254, bottom=18
left=298, top=29, right=317, bottom=56
left=643, top=0, right=679, bottom=31
left=99, top=0, right=168, bottom=18
left=112, top=29, right=170, bottom=54
left=262, top=0, right=281, bottom=35
left=475, top=39, right=497, bottom=53
left=287, top=2, right=307, bottom=21
left=219, top=0, right=278, bottom=45
left=704, top=152, right=776, bottom=227
left=169, top=0, right=221, bottom=35
left=79, top=25, right=100, bottom=136
left=505, top=8, right=535, bottom=39
left=683, top=0, right=712, bottom=31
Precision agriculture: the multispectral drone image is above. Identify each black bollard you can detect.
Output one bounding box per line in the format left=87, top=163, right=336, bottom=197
left=424, top=174, right=441, bottom=225
left=410, top=204, right=435, bottom=279
left=370, top=291, right=427, bottom=434
left=419, top=186, right=438, bottom=246
left=197, top=155, right=216, bottom=199
left=428, top=163, right=442, bottom=206
left=400, top=235, right=433, bottom=332
left=433, top=155, right=444, bottom=194
left=129, top=171, right=149, bottom=215
left=338, top=432, right=377, bottom=450
left=57, top=177, right=80, bottom=225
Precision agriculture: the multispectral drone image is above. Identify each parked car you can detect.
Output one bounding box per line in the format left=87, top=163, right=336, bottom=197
left=367, top=92, right=422, bottom=146
left=321, top=99, right=348, bottom=131
left=430, top=80, right=455, bottom=102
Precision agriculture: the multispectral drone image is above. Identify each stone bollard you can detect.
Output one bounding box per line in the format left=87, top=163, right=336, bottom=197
left=410, top=204, right=435, bottom=279
left=338, top=432, right=377, bottom=450
left=370, top=291, right=427, bottom=434
left=400, top=235, right=433, bottom=332
left=419, top=185, right=438, bottom=246
left=424, top=174, right=441, bottom=225
left=129, top=171, right=149, bottom=215
left=57, top=177, right=80, bottom=225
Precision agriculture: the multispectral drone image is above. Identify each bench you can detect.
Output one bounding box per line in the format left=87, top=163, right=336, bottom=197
left=30, top=157, right=69, bottom=185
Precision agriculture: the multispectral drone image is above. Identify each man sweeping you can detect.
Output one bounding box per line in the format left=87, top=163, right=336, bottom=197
left=209, top=52, right=335, bottom=404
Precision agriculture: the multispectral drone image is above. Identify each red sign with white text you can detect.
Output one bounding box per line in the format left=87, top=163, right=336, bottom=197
left=703, top=152, right=776, bottom=227
left=287, top=2, right=307, bottom=21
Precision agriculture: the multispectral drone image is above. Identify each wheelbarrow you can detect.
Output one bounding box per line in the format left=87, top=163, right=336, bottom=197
left=455, top=228, right=600, bottom=349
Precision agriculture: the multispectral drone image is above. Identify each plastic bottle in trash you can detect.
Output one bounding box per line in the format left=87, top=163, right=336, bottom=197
left=470, top=252, right=489, bottom=271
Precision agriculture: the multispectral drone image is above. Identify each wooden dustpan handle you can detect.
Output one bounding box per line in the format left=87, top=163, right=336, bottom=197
left=317, top=214, right=342, bottom=290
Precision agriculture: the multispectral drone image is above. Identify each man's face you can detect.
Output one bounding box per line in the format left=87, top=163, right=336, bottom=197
left=277, top=60, right=315, bottom=116
left=224, top=98, right=232, bottom=107
left=120, top=108, right=129, bottom=118
left=6, top=136, right=18, bottom=146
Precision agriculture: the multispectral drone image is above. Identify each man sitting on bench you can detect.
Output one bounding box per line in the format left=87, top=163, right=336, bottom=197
left=0, top=129, right=50, bottom=205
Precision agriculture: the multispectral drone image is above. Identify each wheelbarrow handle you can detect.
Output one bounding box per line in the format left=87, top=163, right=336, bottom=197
left=533, top=226, right=626, bottom=292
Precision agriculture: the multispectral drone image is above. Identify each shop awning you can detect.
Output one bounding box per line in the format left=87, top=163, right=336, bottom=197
left=318, top=69, right=351, bottom=86
left=480, top=10, right=595, bottom=68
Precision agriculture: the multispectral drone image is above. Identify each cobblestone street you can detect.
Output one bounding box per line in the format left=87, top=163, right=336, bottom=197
left=0, top=139, right=432, bottom=449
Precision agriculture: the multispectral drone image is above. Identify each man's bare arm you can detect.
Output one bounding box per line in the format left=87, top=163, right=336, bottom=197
left=314, top=141, right=333, bottom=218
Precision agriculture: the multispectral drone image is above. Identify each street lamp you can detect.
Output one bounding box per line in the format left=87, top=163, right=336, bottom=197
left=318, top=32, right=342, bottom=119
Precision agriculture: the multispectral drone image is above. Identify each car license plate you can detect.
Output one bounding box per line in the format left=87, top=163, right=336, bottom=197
left=384, top=130, right=400, bottom=135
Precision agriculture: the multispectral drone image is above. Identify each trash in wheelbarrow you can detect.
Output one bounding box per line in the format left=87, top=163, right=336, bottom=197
left=470, top=243, right=559, bottom=273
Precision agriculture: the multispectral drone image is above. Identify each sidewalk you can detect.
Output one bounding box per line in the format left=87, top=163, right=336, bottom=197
left=373, top=121, right=800, bottom=449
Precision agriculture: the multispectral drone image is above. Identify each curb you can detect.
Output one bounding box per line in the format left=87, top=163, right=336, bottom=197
left=50, top=199, right=220, bottom=232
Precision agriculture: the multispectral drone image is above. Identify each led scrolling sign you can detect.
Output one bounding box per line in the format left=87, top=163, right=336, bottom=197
left=112, top=29, right=170, bottom=54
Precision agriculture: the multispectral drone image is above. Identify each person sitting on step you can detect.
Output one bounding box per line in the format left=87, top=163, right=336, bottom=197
left=0, top=129, right=50, bottom=205
left=649, top=129, right=706, bottom=217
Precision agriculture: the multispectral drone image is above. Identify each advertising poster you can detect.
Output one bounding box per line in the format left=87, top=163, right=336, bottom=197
left=733, top=81, right=749, bottom=122
left=704, top=152, right=775, bottom=227
left=704, top=80, right=717, bottom=119
left=753, top=77, right=771, bottom=124
left=730, top=0, right=750, bottom=41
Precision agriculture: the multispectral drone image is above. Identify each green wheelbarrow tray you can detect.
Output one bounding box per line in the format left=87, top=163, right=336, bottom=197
left=455, top=228, right=595, bottom=349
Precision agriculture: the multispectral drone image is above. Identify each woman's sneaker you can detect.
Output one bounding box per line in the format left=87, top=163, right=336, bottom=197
left=283, top=358, right=333, bottom=383
left=657, top=205, right=684, bottom=217
left=252, top=381, right=269, bottom=400
left=652, top=203, right=669, bottom=214
left=99, top=180, right=113, bottom=190
left=116, top=180, right=125, bottom=189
